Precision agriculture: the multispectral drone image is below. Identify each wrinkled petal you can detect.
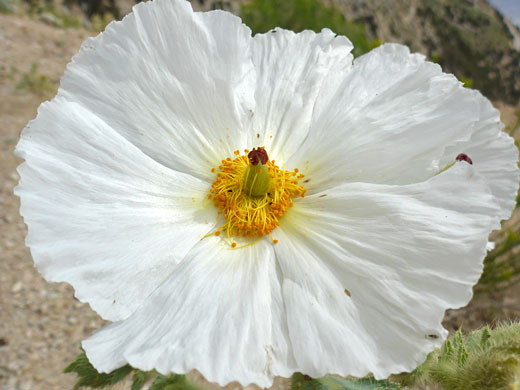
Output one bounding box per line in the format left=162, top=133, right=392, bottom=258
left=274, top=162, right=500, bottom=379
left=16, top=98, right=217, bottom=321
left=84, top=162, right=504, bottom=384
left=83, top=237, right=284, bottom=388
left=15, top=0, right=520, bottom=386
left=59, top=0, right=255, bottom=181
left=247, top=28, right=353, bottom=162
left=291, top=44, right=487, bottom=191
left=440, top=94, right=519, bottom=219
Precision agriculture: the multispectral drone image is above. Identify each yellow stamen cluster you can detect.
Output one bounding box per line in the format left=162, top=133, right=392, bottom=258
left=207, top=148, right=306, bottom=246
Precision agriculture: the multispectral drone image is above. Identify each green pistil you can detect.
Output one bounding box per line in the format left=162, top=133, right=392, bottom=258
left=243, top=161, right=270, bottom=197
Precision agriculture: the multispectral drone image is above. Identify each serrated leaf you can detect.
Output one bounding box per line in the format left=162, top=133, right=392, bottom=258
left=291, top=373, right=400, bottom=390
left=64, top=351, right=132, bottom=389
left=323, top=376, right=400, bottom=390
left=149, top=374, right=200, bottom=390
left=452, top=329, right=464, bottom=350
left=131, top=370, right=152, bottom=390
left=457, top=344, right=468, bottom=367
left=444, top=339, right=453, bottom=356
left=480, top=327, right=491, bottom=349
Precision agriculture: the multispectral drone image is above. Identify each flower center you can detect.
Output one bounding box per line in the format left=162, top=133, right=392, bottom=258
left=207, top=147, right=306, bottom=247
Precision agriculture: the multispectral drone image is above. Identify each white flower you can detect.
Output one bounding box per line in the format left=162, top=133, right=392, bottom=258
left=15, top=0, right=519, bottom=387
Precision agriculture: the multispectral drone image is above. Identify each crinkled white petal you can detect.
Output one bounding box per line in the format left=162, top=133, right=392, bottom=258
left=84, top=163, right=502, bottom=385
left=247, top=28, right=353, bottom=162
left=290, top=43, right=489, bottom=190
left=440, top=93, right=519, bottom=220
left=59, top=0, right=255, bottom=181
left=16, top=0, right=520, bottom=385
left=16, top=97, right=217, bottom=321
left=273, top=163, right=501, bottom=380
left=83, top=237, right=282, bottom=388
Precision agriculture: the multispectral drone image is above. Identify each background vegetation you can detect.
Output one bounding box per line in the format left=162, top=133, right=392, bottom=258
left=240, top=0, right=378, bottom=57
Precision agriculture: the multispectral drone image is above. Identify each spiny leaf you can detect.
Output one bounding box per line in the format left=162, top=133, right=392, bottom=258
left=457, top=344, right=468, bottom=367
left=131, top=370, right=152, bottom=390
left=440, top=338, right=453, bottom=362
left=149, top=374, right=200, bottom=390
left=64, top=351, right=132, bottom=389
left=452, top=329, right=464, bottom=350
left=322, top=376, right=400, bottom=390
left=480, top=327, right=491, bottom=349
left=291, top=373, right=399, bottom=390
left=393, top=322, right=520, bottom=390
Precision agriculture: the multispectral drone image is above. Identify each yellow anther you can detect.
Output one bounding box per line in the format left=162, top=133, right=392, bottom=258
left=207, top=147, right=305, bottom=245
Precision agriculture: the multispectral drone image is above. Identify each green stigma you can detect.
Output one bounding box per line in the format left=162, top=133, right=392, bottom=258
left=243, top=148, right=270, bottom=197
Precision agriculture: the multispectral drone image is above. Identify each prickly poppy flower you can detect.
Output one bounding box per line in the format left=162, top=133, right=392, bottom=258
left=15, top=0, right=519, bottom=387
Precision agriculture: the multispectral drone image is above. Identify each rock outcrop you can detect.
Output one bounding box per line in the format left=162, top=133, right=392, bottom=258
left=328, top=0, right=520, bottom=104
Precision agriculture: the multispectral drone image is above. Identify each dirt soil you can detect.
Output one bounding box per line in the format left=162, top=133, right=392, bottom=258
left=0, top=11, right=519, bottom=390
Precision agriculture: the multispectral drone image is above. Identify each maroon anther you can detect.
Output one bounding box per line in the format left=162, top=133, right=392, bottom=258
left=248, top=147, right=269, bottom=166
left=456, top=153, right=473, bottom=165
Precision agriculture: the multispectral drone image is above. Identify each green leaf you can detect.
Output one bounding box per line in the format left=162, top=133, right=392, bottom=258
left=456, top=345, right=468, bottom=367
left=442, top=338, right=453, bottom=359
left=480, top=327, right=491, bottom=349
left=64, top=351, right=132, bottom=389
left=0, top=0, right=15, bottom=13
left=452, top=329, right=464, bottom=350
left=324, top=377, right=400, bottom=390
left=291, top=373, right=399, bottom=390
left=149, top=374, right=200, bottom=390
left=394, top=322, right=520, bottom=389
left=131, top=370, right=152, bottom=390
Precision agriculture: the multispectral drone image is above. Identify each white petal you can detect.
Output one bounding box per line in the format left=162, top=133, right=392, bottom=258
left=272, top=231, right=374, bottom=379
left=16, top=98, right=217, bottom=321
left=441, top=94, right=519, bottom=220
left=83, top=237, right=283, bottom=388
left=59, top=0, right=255, bottom=181
left=275, top=163, right=500, bottom=379
left=248, top=28, right=353, bottom=162
left=291, top=43, right=487, bottom=191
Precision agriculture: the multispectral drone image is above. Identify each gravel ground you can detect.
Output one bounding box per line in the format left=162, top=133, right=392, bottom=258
left=1, top=10, right=519, bottom=390
left=0, top=14, right=104, bottom=390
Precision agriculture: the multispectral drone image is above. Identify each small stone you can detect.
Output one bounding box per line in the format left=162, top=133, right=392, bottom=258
left=11, top=281, right=22, bottom=293
left=7, top=361, right=20, bottom=373
left=4, top=239, right=16, bottom=249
